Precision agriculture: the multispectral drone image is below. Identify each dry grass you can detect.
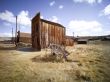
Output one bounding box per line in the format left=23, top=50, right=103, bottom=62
left=0, top=41, right=110, bottom=82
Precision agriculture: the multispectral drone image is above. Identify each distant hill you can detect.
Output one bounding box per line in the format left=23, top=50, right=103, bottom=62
left=0, top=37, right=12, bottom=41
left=75, top=35, right=110, bottom=41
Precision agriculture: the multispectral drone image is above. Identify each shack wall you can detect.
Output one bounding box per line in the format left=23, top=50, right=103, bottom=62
left=32, top=13, right=65, bottom=50
left=40, top=20, right=65, bottom=48
left=32, top=13, right=41, bottom=50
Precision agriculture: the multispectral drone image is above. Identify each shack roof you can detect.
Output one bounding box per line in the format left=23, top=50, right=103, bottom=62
left=40, top=19, right=65, bottom=28
left=20, top=32, right=31, bottom=38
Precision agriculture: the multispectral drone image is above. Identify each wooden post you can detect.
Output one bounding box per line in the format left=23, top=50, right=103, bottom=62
left=15, top=16, right=17, bottom=46
left=12, top=27, right=14, bottom=44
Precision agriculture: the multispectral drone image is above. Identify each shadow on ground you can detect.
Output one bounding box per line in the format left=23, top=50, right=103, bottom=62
left=31, top=54, right=73, bottom=63
left=17, top=47, right=40, bottom=52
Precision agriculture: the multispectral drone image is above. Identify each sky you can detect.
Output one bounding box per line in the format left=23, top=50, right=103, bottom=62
left=0, top=0, right=110, bottom=37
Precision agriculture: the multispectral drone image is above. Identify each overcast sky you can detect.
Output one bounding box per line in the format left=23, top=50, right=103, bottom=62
left=0, top=0, right=110, bottom=37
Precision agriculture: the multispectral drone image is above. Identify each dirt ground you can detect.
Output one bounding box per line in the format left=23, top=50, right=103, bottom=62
left=0, top=41, right=110, bottom=82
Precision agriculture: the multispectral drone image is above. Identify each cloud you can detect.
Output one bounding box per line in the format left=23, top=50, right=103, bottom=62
left=59, top=5, right=64, bottom=9
left=0, top=10, right=31, bottom=26
left=102, top=4, right=110, bottom=16
left=49, top=16, right=59, bottom=23
left=17, top=10, right=31, bottom=26
left=100, top=4, right=110, bottom=19
left=50, top=1, right=55, bottom=6
left=67, top=20, right=103, bottom=36
left=0, top=10, right=15, bottom=23
left=73, top=0, right=103, bottom=4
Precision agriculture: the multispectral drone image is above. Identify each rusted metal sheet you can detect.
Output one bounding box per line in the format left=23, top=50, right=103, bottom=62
left=32, top=13, right=65, bottom=50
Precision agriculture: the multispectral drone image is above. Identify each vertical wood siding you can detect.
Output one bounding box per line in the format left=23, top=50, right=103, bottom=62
left=40, top=21, right=65, bottom=48
left=32, top=13, right=41, bottom=50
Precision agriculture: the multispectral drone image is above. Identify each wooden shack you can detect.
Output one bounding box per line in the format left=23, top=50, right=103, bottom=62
left=32, top=13, right=65, bottom=50
left=65, top=36, right=74, bottom=46
left=17, top=31, right=31, bottom=43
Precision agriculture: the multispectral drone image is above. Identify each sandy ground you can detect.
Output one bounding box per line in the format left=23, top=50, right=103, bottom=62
left=0, top=41, right=110, bottom=82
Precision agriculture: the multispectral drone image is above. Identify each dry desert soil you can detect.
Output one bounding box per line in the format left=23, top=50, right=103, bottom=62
left=0, top=41, right=110, bottom=82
